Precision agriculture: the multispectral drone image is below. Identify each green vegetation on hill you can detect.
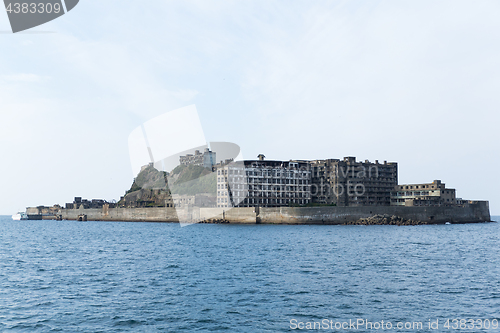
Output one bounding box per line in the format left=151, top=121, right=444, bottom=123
left=125, top=165, right=168, bottom=195
left=175, top=165, right=211, bottom=184
left=171, top=164, right=186, bottom=175
left=169, top=171, right=216, bottom=195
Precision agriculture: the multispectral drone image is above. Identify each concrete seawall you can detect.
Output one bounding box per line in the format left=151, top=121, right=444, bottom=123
left=63, top=207, right=179, bottom=222
left=50, top=201, right=491, bottom=224
left=257, top=202, right=491, bottom=224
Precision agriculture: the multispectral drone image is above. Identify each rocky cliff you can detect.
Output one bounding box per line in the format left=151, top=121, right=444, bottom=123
left=118, top=164, right=216, bottom=207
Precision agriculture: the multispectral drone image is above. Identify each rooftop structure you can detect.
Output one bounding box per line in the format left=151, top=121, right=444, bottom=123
left=310, top=157, right=398, bottom=206
left=179, top=148, right=216, bottom=169
left=65, top=197, right=116, bottom=209
left=216, top=156, right=312, bottom=208
left=391, top=180, right=456, bottom=206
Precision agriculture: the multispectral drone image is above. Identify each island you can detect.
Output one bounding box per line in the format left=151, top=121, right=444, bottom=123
left=24, top=153, right=491, bottom=225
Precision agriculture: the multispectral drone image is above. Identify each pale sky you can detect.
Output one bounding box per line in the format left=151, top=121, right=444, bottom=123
left=1, top=1, right=499, bottom=215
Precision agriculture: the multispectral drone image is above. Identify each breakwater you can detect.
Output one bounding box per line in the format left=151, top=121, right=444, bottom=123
left=28, top=201, right=491, bottom=224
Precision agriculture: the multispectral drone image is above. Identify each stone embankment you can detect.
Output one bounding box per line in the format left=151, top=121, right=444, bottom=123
left=343, top=214, right=428, bottom=226
left=27, top=201, right=491, bottom=224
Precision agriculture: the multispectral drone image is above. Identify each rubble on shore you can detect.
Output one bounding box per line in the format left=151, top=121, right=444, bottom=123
left=343, top=214, right=428, bottom=226
left=200, top=219, right=229, bottom=224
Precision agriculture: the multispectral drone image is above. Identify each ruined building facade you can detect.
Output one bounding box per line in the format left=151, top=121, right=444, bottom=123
left=216, top=156, right=398, bottom=208
left=390, top=180, right=456, bottom=206
left=179, top=148, right=216, bottom=169
left=216, top=160, right=312, bottom=208
left=215, top=155, right=468, bottom=209
left=310, top=157, right=398, bottom=206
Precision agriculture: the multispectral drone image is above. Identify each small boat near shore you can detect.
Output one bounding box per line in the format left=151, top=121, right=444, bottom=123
left=11, top=212, right=28, bottom=221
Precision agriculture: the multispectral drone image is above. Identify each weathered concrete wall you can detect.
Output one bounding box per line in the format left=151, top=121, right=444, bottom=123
left=62, top=207, right=178, bottom=222
left=225, top=207, right=257, bottom=223
left=199, top=208, right=225, bottom=221
left=154, top=207, right=258, bottom=223
left=26, top=207, right=40, bottom=215
left=50, top=201, right=490, bottom=224
left=258, top=201, right=491, bottom=224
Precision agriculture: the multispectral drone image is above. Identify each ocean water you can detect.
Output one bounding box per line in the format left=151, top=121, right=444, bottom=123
left=0, top=216, right=499, bottom=332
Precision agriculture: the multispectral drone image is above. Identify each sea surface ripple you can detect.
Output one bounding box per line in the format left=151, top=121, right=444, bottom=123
left=0, top=216, right=499, bottom=332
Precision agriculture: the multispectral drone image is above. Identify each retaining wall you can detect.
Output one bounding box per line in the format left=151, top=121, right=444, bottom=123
left=51, top=201, right=490, bottom=224
left=62, top=207, right=178, bottom=222
left=258, top=201, right=491, bottom=224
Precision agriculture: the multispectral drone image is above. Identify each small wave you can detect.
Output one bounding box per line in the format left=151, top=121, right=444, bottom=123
left=113, top=319, right=145, bottom=327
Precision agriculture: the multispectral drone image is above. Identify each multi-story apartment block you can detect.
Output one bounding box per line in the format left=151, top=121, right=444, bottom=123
left=179, top=148, right=216, bottom=169
left=310, top=157, right=398, bottom=206
left=391, top=180, right=456, bottom=206
left=216, top=156, right=312, bottom=208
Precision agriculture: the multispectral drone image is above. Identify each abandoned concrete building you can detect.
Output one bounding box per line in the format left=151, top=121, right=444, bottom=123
left=390, top=180, right=456, bottom=206
left=179, top=148, right=216, bottom=169
left=216, top=157, right=312, bottom=208
left=216, top=155, right=399, bottom=208
left=215, top=155, right=467, bottom=209
left=310, top=157, right=398, bottom=206
left=179, top=148, right=217, bottom=168
left=65, top=197, right=116, bottom=209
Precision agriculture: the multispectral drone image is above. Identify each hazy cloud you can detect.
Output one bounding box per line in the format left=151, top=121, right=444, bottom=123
left=0, top=0, right=498, bottom=213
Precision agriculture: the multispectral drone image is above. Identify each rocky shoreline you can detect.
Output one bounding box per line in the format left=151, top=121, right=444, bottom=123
left=342, top=214, right=428, bottom=226
left=200, top=214, right=429, bottom=225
